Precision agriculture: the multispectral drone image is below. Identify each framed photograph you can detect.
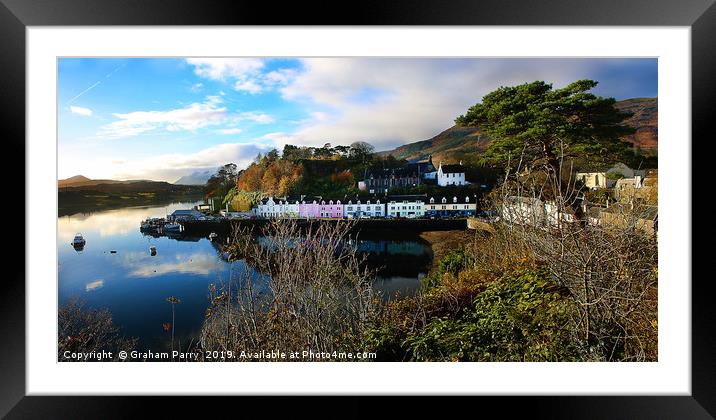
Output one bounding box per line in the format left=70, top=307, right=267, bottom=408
left=3, top=0, right=712, bottom=417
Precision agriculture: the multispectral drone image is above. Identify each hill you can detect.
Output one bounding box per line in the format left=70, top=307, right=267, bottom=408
left=57, top=175, right=156, bottom=188
left=614, top=98, right=658, bottom=154
left=174, top=170, right=213, bottom=186
left=379, top=97, right=658, bottom=164
left=58, top=177, right=205, bottom=216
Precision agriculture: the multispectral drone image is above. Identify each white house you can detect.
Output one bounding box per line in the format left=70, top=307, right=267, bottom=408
left=424, top=196, right=477, bottom=217
left=344, top=199, right=384, bottom=219
left=256, top=197, right=299, bottom=218
left=501, top=196, right=546, bottom=226
left=576, top=163, right=646, bottom=189
left=386, top=196, right=425, bottom=218
left=437, top=162, right=468, bottom=186
left=276, top=198, right=300, bottom=218
left=501, top=196, right=575, bottom=228
left=256, top=197, right=278, bottom=218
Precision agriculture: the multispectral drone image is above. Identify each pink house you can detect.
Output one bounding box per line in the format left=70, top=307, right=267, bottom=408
left=319, top=200, right=343, bottom=218
left=299, top=200, right=321, bottom=219
left=299, top=199, right=343, bottom=219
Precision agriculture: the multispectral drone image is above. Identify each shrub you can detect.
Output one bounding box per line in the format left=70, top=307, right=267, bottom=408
left=404, top=267, right=581, bottom=361
left=58, top=299, right=137, bottom=362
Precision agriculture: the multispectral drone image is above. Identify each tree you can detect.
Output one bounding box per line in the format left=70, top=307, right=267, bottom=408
left=265, top=149, right=280, bottom=165
left=334, top=145, right=351, bottom=157
left=349, top=141, right=375, bottom=163
left=205, top=163, right=239, bottom=201
left=456, top=80, right=634, bottom=178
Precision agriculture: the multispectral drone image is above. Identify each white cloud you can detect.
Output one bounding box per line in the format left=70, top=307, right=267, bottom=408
left=99, top=96, right=228, bottom=138
left=233, top=80, right=262, bottom=94
left=190, top=82, right=203, bottom=92
left=111, top=142, right=270, bottom=181
left=218, top=128, right=243, bottom=135
left=186, top=58, right=264, bottom=81
left=70, top=105, right=93, bottom=117
left=237, top=111, right=274, bottom=124
left=186, top=58, right=299, bottom=95
left=278, top=58, right=609, bottom=150
left=264, top=68, right=298, bottom=86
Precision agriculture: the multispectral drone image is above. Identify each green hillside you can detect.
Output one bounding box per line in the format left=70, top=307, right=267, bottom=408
left=379, top=97, right=657, bottom=165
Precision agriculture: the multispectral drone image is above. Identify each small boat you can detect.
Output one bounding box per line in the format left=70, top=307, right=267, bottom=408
left=149, top=245, right=157, bottom=256
left=163, top=222, right=182, bottom=233
left=140, top=218, right=164, bottom=231
left=72, top=233, right=86, bottom=247
left=208, top=232, right=218, bottom=241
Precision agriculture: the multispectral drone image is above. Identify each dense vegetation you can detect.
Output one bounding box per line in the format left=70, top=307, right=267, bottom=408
left=209, top=141, right=486, bottom=211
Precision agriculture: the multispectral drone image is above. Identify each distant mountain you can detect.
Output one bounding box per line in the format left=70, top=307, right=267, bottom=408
left=58, top=176, right=156, bottom=188
left=174, top=170, right=213, bottom=186
left=59, top=175, right=91, bottom=185
left=379, top=97, right=658, bottom=164
left=614, top=98, right=658, bottom=154
left=58, top=176, right=205, bottom=216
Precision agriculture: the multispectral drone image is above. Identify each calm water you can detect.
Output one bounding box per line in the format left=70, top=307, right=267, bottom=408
left=58, top=201, right=432, bottom=350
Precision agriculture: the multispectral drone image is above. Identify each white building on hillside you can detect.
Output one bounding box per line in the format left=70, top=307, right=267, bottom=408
left=437, top=162, right=468, bottom=186
left=576, top=163, right=646, bottom=189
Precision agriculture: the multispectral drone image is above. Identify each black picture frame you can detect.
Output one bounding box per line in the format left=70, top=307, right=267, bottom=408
left=2, top=0, right=712, bottom=417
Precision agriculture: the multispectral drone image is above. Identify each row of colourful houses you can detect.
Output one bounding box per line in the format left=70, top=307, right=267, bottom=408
left=254, top=195, right=478, bottom=219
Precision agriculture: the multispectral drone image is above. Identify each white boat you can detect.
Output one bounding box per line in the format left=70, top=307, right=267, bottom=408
left=72, top=233, right=86, bottom=246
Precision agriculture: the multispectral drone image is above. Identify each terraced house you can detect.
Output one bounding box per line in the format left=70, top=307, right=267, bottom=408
left=343, top=199, right=384, bottom=219
left=299, top=199, right=343, bottom=219
left=256, top=197, right=300, bottom=218
left=386, top=195, right=426, bottom=218
left=424, top=196, right=477, bottom=218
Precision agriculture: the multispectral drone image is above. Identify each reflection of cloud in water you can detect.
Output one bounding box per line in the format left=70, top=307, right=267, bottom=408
left=58, top=201, right=202, bottom=242
left=85, top=279, right=104, bottom=292
left=125, top=252, right=224, bottom=278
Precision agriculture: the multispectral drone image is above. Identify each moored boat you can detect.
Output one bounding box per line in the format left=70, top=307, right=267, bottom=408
left=72, top=233, right=86, bottom=246
left=162, top=222, right=182, bottom=233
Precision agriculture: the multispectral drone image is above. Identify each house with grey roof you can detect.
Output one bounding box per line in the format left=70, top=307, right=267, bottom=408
left=437, top=161, right=468, bottom=186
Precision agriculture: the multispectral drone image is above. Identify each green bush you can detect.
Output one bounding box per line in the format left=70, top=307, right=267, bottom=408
left=404, top=267, right=581, bottom=361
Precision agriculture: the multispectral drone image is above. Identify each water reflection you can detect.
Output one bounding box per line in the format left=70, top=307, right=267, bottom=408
left=58, top=200, right=432, bottom=349
left=85, top=279, right=104, bottom=292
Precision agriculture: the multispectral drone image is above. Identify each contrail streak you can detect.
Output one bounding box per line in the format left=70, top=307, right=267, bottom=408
left=66, top=80, right=101, bottom=104
left=65, top=64, right=124, bottom=105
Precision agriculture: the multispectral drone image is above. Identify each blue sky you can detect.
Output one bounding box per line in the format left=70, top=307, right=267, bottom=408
left=58, top=57, right=657, bottom=182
